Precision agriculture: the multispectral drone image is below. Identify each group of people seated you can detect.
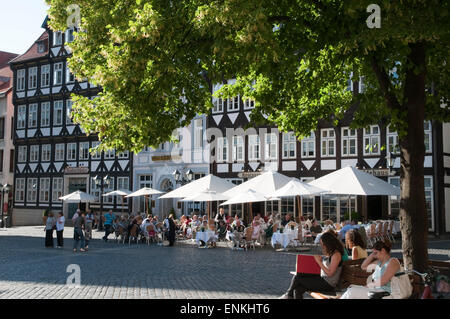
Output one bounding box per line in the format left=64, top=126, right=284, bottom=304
left=280, top=226, right=401, bottom=299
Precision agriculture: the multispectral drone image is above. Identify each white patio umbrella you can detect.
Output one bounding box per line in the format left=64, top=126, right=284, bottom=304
left=159, top=174, right=235, bottom=199
left=59, top=190, right=97, bottom=210
left=309, top=166, right=401, bottom=222
left=223, top=170, right=292, bottom=198
left=59, top=190, right=97, bottom=202
left=125, top=187, right=165, bottom=215
left=220, top=189, right=268, bottom=206
left=103, top=190, right=132, bottom=215
left=182, top=189, right=230, bottom=217
left=268, top=178, right=326, bottom=198
left=267, top=178, right=326, bottom=217
left=309, top=166, right=401, bottom=196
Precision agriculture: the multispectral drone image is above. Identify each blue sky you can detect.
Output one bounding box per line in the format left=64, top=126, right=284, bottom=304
left=0, top=0, right=50, bottom=54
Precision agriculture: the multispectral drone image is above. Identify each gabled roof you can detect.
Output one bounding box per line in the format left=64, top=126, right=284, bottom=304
left=0, top=51, right=18, bottom=69
left=9, top=31, right=49, bottom=64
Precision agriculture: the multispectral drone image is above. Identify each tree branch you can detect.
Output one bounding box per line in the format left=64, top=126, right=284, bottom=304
left=370, top=55, right=402, bottom=111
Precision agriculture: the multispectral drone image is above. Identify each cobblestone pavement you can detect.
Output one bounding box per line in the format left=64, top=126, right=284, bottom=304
left=0, top=226, right=448, bottom=299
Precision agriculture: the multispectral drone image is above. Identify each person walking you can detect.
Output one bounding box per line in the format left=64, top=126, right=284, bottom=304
left=102, top=210, right=115, bottom=242
left=56, top=212, right=65, bottom=248
left=73, top=211, right=86, bottom=252
left=84, top=209, right=94, bottom=250
left=44, top=212, right=56, bottom=248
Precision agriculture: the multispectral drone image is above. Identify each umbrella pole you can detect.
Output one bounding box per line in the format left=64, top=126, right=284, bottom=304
left=122, top=196, right=124, bottom=215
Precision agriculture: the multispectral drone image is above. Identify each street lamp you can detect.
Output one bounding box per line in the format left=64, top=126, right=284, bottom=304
left=93, top=174, right=111, bottom=231
left=172, top=168, right=194, bottom=186
left=386, top=152, right=396, bottom=173
left=1, top=184, right=12, bottom=228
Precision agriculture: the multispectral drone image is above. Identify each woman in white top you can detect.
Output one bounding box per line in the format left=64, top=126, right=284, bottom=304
left=56, top=212, right=65, bottom=248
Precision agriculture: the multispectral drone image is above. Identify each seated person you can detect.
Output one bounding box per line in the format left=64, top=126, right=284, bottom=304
left=217, top=220, right=227, bottom=241
left=279, top=232, right=345, bottom=299
left=339, top=220, right=356, bottom=243
left=190, top=215, right=202, bottom=228
left=340, top=240, right=400, bottom=299
left=345, top=229, right=368, bottom=260
left=310, top=219, right=323, bottom=239
left=264, top=219, right=274, bottom=239
left=281, top=213, right=294, bottom=227
left=231, top=219, right=245, bottom=248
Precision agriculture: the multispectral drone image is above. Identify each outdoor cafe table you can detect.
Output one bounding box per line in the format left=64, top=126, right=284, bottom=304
left=195, top=230, right=217, bottom=245
left=271, top=228, right=298, bottom=249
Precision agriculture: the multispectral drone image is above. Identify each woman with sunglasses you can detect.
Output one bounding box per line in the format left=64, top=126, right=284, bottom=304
left=340, top=239, right=400, bottom=299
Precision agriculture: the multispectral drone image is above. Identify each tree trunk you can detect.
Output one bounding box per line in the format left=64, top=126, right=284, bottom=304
left=399, top=42, right=429, bottom=272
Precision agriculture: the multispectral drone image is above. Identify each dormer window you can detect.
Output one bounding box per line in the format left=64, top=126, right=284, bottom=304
left=37, top=41, right=46, bottom=53
left=53, top=31, right=63, bottom=46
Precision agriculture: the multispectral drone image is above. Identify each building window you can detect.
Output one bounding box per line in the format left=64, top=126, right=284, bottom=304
left=117, top=176, right=129, bottom=204
left=363, top=125, right=380, bottom=155
left=41, top=144, right=51, bottom=162
left=0, top=149, right=3, bottom=172
left=55, top=144, right=65, bottom=161
left=138, top=175, right=152, bottom=211
left=37, top=41, right=46, bottom=53
left=28, top=67, right=37, bottom=89
left=53, top=31, right=63, bottom=46
left=18, top=146, right=27, bottom=163
left=265, top=133, right=278, bottom=160
left=194, top=118, right=203, bottom=148
left=0, top=117, right=4, bottom=139
left=301, top=178, right=315, bottom=217
left=67, top=143, right=77, bottom=161
left=117, top=150, right=129, bottom=159
left=39, top=178, right=50, bottom=202
left=66, top=100, right=74, bottom=124
left=28, top=103, right=38, bottom=128
left=248, top=135, right=260, bottom=161
left=66, top=65, right=75, bottom=83
left=321, top=195, right=338, bottom=221
left=52, top=178, right=63, bottom=202
left=282, top=132, right=296, bottom=159
left=15, top=178, right=25, bottom=202
left=91, top=141, right=101, bottom=159
left=9, top=149, right=14, bottom=173
left=30, top=145, right=39, bottom=162
left=244, top=98, right=255, bottom=110
left=90, top=177, right=101, bottom=203
left=27, top=178, right=38, bottom=202
left=339, top=196, right=356, bottom=222
left=41, top=65, right=50, bottom=87
left=54, top=62, right=63, bottom=85
left=341, top=127, right=357, bottom=157
left=228, top=95, right=240, bottom=112
left=17, top=105, right=26, bottom=129
left=424, top=121, right=432, bottom=153
left=232, top=135, right=244, bottom=162
left=281, top=198, right=295, bottom=215
left=387, top=125, right=400, bottom=154
left=425, top=176, right=434, bottom=231
left=103, top=178, right=115, bottom=204
left=39, top=102, right=51, bottom=127
left=212, top=98, right=224, bottom=113
left=79, top=142, right=90, bottom=160
left=17, top=69, right=25, bottom=91
left=104, top=149, right=115, bottom=159
left=54, top=101, right=64, bottom=125
left=321, top=128, right=335, bottom=157
left=301, top=131, right=315, bottom=158
left=66, top=28, right=75, bottom=43
left=217, top=137, right=228, bottom=163
left=358, top=76, right=365, bottom=93
left=388, top=177, right=400, bottom=218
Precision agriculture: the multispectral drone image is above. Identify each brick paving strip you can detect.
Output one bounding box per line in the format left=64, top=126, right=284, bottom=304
left=0, top=226, right=448, bottom=299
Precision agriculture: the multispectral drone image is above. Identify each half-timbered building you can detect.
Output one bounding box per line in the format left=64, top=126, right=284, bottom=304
left=10, top=17, right=132, bottom=225
left=208, top=79, right=450, bottom=235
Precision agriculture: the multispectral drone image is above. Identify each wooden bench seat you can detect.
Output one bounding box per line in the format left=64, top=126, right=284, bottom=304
left=310, top=259, right=450, bottom=299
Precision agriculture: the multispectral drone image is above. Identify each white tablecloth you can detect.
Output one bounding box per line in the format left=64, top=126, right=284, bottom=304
left=271, top=231, right=297, bottom=249
left=195, top=230, right=217, bottom=244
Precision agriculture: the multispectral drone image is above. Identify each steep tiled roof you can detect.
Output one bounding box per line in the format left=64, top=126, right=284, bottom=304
left=0, top=51, right=18, bottom=69
left=10, top=31, right=49, bottom=64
